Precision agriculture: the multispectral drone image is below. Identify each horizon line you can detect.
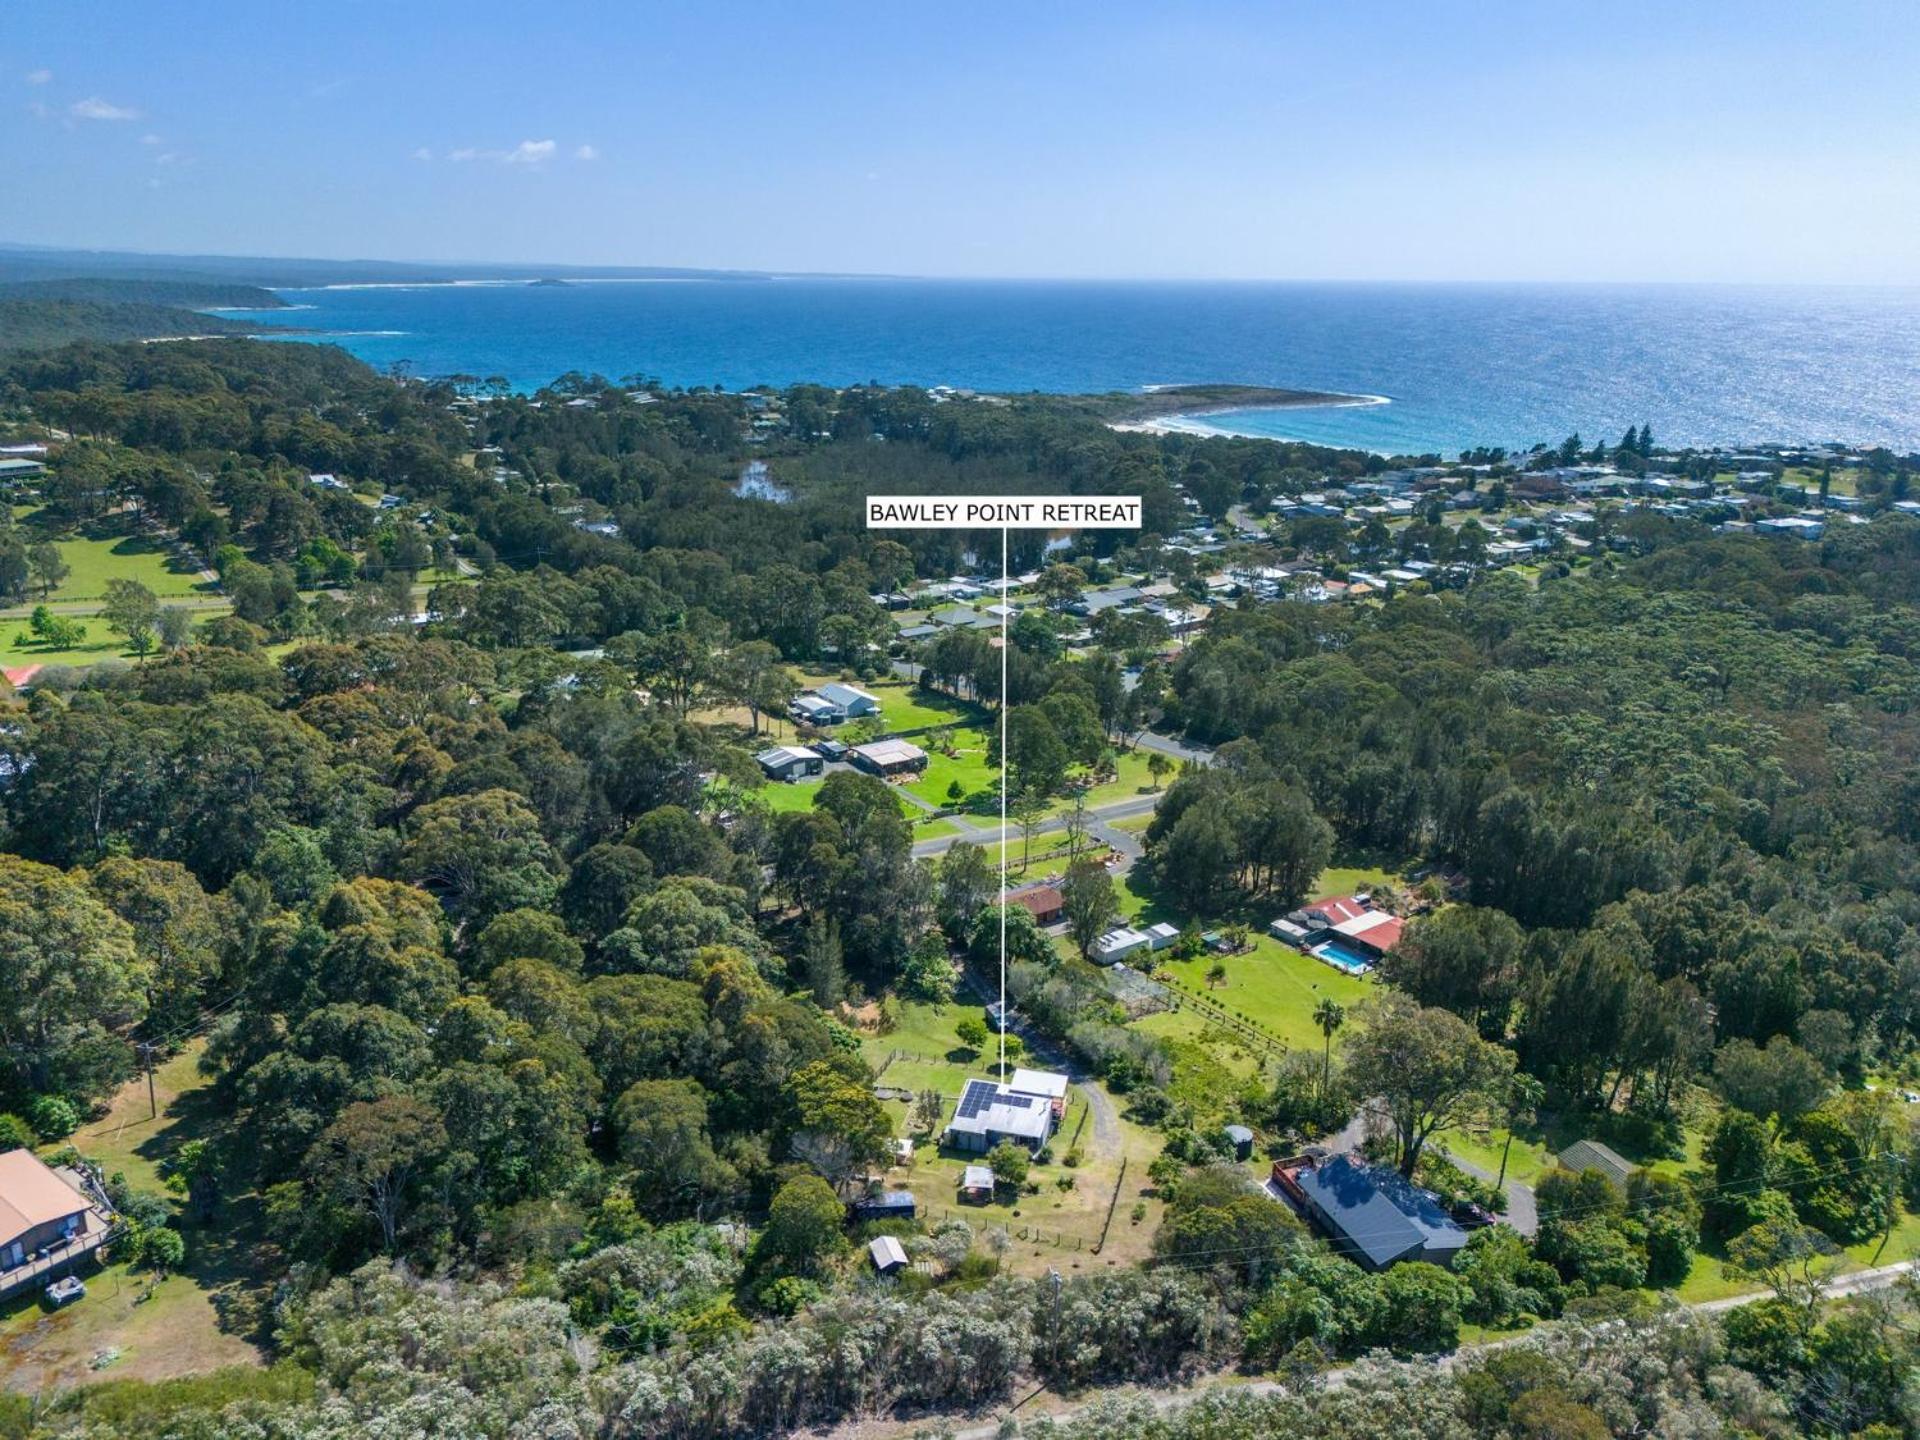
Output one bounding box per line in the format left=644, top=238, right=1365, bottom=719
left=4, top=240, right=1919, bottom=290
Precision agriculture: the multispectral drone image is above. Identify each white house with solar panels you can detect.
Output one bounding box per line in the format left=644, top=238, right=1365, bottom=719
left=944, top=1068, right=1070, bottom=1153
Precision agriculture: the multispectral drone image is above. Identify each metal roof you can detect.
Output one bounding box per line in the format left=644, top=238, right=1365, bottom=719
left=1292, top=1156, right=1467, bottom=1270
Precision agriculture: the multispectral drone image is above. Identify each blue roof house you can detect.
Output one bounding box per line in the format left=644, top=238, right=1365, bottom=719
left=1277, top=1155, right=1469, bottom=1270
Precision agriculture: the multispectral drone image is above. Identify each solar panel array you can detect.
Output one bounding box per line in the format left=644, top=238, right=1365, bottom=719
left=955, top=1078, right=1036, bottom=1120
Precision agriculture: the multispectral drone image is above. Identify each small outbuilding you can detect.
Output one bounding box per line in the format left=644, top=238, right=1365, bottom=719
left=1557, top=1139, right=1636, bottom=1192
left=1222, top=1124, right=1255, bottom=1161
left=868, top=1235, right=909, bottom=1274
left=960, top=1164, right=996, bottom=1201
left=849, top=1190, right=917, bottom=1222
left=849, top=739, right=929, bottom=778
left=756, top=745, right=823, bottom=782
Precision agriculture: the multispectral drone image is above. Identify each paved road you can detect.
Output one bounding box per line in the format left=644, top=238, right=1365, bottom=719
left=1130, top=729, right=1215, bottom=766
left=910, top=791, right=1163, bottom=860
left=946, top=1259, right=1919, bottom=1439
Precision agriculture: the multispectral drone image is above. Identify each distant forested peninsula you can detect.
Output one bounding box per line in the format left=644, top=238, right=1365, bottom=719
left=1073, top=382, right=1374, bottom=421
left=0, top=277, right=298, bottom=351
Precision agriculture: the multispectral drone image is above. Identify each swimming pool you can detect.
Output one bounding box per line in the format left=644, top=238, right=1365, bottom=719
left=1311, top=941, right=1375, bottom=976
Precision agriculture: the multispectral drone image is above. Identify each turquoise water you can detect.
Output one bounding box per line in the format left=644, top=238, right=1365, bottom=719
left=225, top=279, right=1920, bottom=455
left=1311, top=941, right=1375, bottom=975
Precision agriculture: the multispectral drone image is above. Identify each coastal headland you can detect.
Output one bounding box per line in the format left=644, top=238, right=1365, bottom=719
left=1092, top=382, right=1388, bottom=435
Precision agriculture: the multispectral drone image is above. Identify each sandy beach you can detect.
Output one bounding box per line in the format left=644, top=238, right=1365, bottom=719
left=1108, top=393, right=1390, bottom=438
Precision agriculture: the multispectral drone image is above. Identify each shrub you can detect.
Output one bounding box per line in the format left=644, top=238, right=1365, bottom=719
left=28, top=1094, right=80, bottom=1142
left=0, top=1114, right=32, bottom=1151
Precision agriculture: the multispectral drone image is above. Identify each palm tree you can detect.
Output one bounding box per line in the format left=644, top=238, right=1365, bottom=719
left=1313, top=999, right=1345, bottom=1097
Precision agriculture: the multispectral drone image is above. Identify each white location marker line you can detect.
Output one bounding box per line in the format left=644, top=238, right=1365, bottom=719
left=864, top=494, right=1141, bottom=1094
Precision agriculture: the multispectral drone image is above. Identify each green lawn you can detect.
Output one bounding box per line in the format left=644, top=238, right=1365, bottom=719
left=863, top=996, right=995, bottom=1102
left=1431, top=1123, right=1553, bottom=1186
left=796, top=673, right=989, bottom=737
left=0, top=1040, right=266, bottom=1390
left=11, top=511, right=212, bottom=605
left=1154, top=935, right=1377, bottom=1051
left=713, top=776, right=942, bottom=830
left=1046, top=749, right=1163, bottom=816
left=903, top=726, right=1000, bottom=811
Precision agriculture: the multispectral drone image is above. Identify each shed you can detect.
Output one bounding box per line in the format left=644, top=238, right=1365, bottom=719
left=1093, top=926, right=1151, bottom=964
left=1557, top=1139, right=1636, bottom=1192
left=756, top=745, right=823, bottom=782
left=868, top=1235, right=909, bottom=1274
left=960, top=1164, right=995, bottom=1200
left=1222, top=1124, right=1255, bottom=1161
left=789, top=693, right=845, bottom=726
left=849, top=739, right=929, bottom=778
left=849, top=1190, right=917, bottom=1222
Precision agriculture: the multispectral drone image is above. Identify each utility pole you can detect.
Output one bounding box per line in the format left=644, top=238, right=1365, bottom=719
left=139, top=1042, right=156, bottom=1118
left=1047, top=1267, right=1063, bottom=1375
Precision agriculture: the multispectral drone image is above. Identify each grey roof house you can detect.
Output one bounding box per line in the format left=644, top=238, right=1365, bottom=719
left=1270, top=1155, right=1469, bottom=1271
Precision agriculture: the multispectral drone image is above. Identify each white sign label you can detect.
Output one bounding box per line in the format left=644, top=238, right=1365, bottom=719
left=865, top=494, right=1142, bottom=529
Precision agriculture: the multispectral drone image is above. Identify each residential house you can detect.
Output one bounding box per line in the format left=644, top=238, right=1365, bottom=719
left=816, top=682, right=881, bottom=718
left=789, top=693, right=846, bottom=726
left=945, top=1078, right=1053, bottom=1153
left=1756, top=515, right=1825, bottom=539
left=1268, top=1154, right=1469, bottom=1270
left=0, top=1151, right=112, bottom=1302
left=1004, top=883, right=1064, bottom=925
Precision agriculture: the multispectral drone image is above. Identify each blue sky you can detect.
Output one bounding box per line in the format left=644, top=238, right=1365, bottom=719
left=4, top=0, right=1918, bottom=282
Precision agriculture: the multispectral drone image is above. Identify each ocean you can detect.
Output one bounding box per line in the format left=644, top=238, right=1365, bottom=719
left=224, top=279, right=1920, bottom=456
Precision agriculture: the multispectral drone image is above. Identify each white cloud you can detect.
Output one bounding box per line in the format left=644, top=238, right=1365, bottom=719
left=412, top=146, right=434, bottom=161
left=574, top=143, right=599, bottom=161
left=70, top=96, right=139, bottom=121
left=449, top=138, right=557, bottom=166
left=140, top=133, right=163, bottom=145
left=504, top=139, right=555, bottom=165
left=24, top=69, right=51, bottom=85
